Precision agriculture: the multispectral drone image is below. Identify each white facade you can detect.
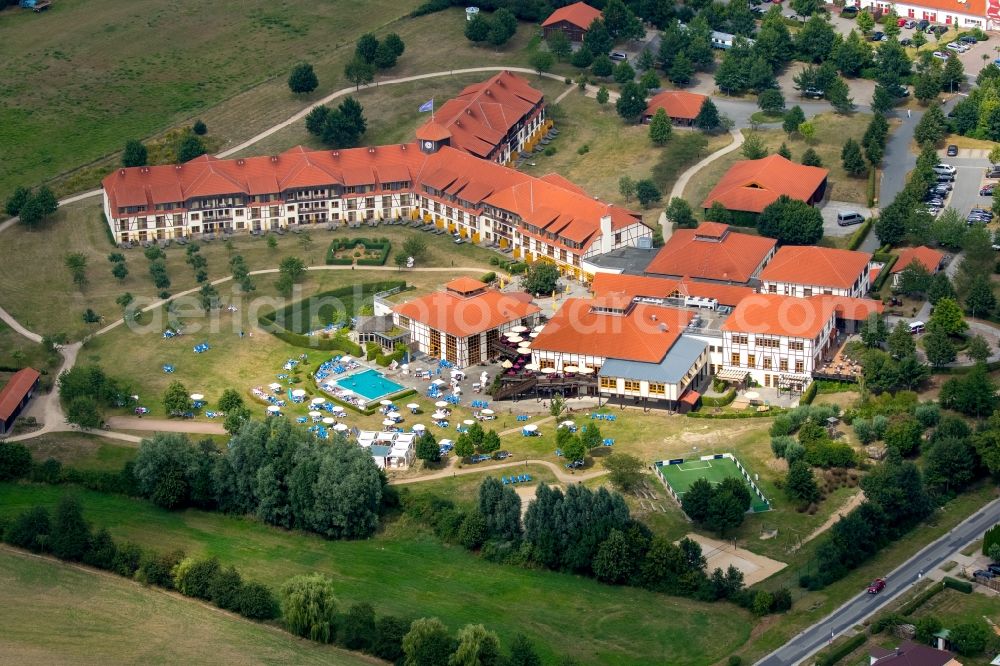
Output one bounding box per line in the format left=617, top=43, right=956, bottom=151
left=760, top=271, right=870, bottom=299
left=845, top=0, right=985, bottom=27
left=720, top=318, right=835, bottom=390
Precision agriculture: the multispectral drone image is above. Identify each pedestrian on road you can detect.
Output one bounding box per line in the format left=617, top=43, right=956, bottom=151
left=907, top=109, right=911, bottom=118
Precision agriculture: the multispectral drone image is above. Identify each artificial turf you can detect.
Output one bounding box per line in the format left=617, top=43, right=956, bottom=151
left=657, top=457, right=770, bottom=513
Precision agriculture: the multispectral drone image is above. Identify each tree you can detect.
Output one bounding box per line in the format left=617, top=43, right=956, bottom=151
left=5, top=186, right=30, bottom=216
left=570, top=45, right=594, bottom=69
left=796, top=15, right=837, bottom=63
left=66, top=395, right=101, bottom=428
left=344, top=57, right=375, bottom=89
left=915, top=616, right=944, bottom=646
left=782, top=106, right=806, bottom=137
left=110, top=261, right=128, bottom=282
left=584, top=18, right=613, bottom=55
left=0, top=442, right=31, bottom=481
left=681, top=477, right=714, bottom=523
left=487, top=9, right=518, bottom=48
left=741, top=133, right=768, bottom=160
left=449, top=624, right=502, bottom=666
left=593, top=55, right=615, bottom=78
left=163, top=380, right=192, bottom=416
left=281, top=574, right=338, bottom=643
left=785, top=460, right=819, bottom=504
left=374, top=41, right=399, bottom=70
left=5, top=506, right=51, bottom=552
left=914, top=104, right=948, bottom=146
left=669, top=53, right=694, bottom=86
left=649, top=108, right=672, bottom=145
left=757, top=195, right=824, bottom=245
left=122, top=139, right=148, bottom=168
left=217, top=388, right=244, bottom=413
left=942, top=54, right=965, bottom=93
left=967, top=334, right=992, bottom=364
left=923, top=326, right=957, bottom=368
left=914, top=72, right=941, bottom=104
left=604, top=453, right=643, bottom=492
left=887, top=321, right=916, bottom=359
left=613, top=61, right=636, bottom=85
left=695, top=98, right=721, bottom=132
left=286, top=61, right=319, bottom=93
left=49, top=494, right=91, bottom=561
left=635, top=179, right=662, bottom=207
left=666, top=197, right=697, bottom=228
left=705, top=483, right=750, bottom=537
left=857, top=9, right=875, bottom=34
left=64, top=252, right=88, bottom=289
left=615, top=82, right=647, bottom=123
left=798, top=121, right=816, bottom=143
left=596, top=86, right=609, bottom=105
left=800, top=148, right=822, bottom=167
left=529, top=50, right=554, bottom=75
left=826, top=77, right=855, bottom=115
left=355, top=33, right=380, bottom=64
left=191, top=119, right=207, bottom=136
left=384, top=32, right=405, bottom=58
left=403, top=617, right=454, bottom=666
left=940, top=362, right=998, bottom=417
left=930, top=297, right=967, bottom=336
left=480, top=430, right=501, bottom=455
left=507, top=634, right=541, bottom=666
left=177, top=134, right=207, bottom=162
left=949, top=620, right=991, bottom=657
left=465, top=14, right=490, bottom=43
left=860, top=313, right=888, bottom=348
left=454, top=434, right=474, bottom=460
left=758, top=89, right=785, bottom=115
left=523, top=262, right=559, bottom=295
left=373, top=616, right=409, bottom=663
left=547, top=30, right=571, bottom=61
left=618, top=176, right=636, bottom=203
left=838, top=138, right=866, bottom=177
left=965, top=274, right=996, bottom=318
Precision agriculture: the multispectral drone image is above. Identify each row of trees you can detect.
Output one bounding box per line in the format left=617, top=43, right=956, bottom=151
left=2, top=495, right=280, bottom=620
left=465, top=7, right=518, bottom=48
left=5, top=185, right=58, bottom=228
left=132, top=421, right=393, bottom=539
left=59, top=365, right=131, bottom=429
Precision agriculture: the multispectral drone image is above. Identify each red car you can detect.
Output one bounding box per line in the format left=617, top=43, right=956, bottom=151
left=897, top=17, right=906, bottom=26
left=867, top=578, right=886, bottom=594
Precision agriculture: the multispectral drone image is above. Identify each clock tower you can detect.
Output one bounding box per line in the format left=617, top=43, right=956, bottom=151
left=415, top=121, right=452, bottom=154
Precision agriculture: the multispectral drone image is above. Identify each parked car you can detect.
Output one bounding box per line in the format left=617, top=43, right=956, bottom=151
left=469, top=454, right=491, bottom=463
left=986, top=165, right=1000, bottom=178
left=947, top=144, right=958, bottom=156
left=925, top=197, right=945, bottom=207
left=750, top=5, right=765, bottom=14
left=836, top=211, right=865, bottom=226
left=610, top=51, right=628, bottom=61
left=928, top=25, right=948, bottom=35
left=971, top=207, right=994, bottom=219
left=975, top=569, right=995, bottom=579
left=932, top=51, right=949, bottom=60
left=934, top=163, right=957, bottom=175
left=870, top=31, right=885, bottom=41
left=905, top=19, right=917, bottom=28
left=565, top=459, right=585, bottom=470
left=493, top=450, right=510, bottom=460
left=803, top=87, right=824, bottom=98
left=946, top=42, right=969, bottom=53
left=917, top=19, right=930, bottom=30
left=981, top=184, right=995, bottom=196
left=932, top=181, right=953, bottom=192
left=900, top=38, right=913, bottom=46
left=841, top=5, right=858, bottom=16
left=935, top=173, right=955, bottom=183
left=960, top=35, right=978, bottom=44
left=867, top=578, right=887, bottom=594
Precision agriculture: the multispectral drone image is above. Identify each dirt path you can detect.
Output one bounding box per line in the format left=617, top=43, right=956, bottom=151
left=792, top=490, right=865, bottom=551
left=391, top=457, right=607, bottom=486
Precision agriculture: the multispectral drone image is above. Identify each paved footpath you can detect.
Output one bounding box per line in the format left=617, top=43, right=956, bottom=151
left=391, top=456, right=607, bottom=486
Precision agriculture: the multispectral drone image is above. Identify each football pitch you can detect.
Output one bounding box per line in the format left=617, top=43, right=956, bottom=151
left=658, top=457, right=770, bottom=513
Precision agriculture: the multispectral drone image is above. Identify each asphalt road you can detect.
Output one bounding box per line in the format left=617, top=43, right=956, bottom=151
left=940, top=154, right=991, bottom=218
left=755, top=496, right=1000, bottom=666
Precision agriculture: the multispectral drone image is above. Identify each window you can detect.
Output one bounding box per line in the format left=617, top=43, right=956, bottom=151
left=747, top=354, right=756, bottom=368
left=600, top=377, right=616, bottom=389
left=779, top=359, right=788, bottom=372
left=624, top=380, right=641, bottom=392
left=762, top=358, right=772, bottom=370
left=730, top=353, right=740, bottom=366
left=649, top=383, right=665, bottom=395
left=768, top=284, right=776, bottom=293
left=795, top=360, right=804, bottom=373
left=790, top=341, right=804, bottom=351
left=731, top=334, right=748, bottom=345
left=803, top=288, right=813, bottom=297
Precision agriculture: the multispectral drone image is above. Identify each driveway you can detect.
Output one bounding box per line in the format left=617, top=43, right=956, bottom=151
left=819, top=201, right=873, bottom=238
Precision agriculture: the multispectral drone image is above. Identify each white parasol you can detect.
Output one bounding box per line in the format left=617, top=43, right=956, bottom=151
left=463, top=419, right=474, bottom=425
left=432, top=411, right=448, bottom=420
left=510, top=325, right=528, bottom=333
left=267, top=405, right=280, bottom=413
left=291, top=389, right=307, bottom=398
left=309, top=410, right=322, bottom=418
left=506, top=335, right=524, bottom=343
left=379, top=399, right=393, bottom=406
left=523, top=424, right=538, bottom=432
left=406, top=403, right=420, bottom=410
left=322, top=417, right=335, bottom=425
left=524, top=363, right=540, bottom=371
left=382, top=419, right=396, bottom=427
left=435, top=400, right=449, bottom=408
left=190, top=393, right=204, bottom=401
left=541, top=367, right=556, bottom=374
left=501, top=360, right=513, bottom=369
left=413, top=423, right=426, bottom=431
left=387, top=411, right=402, bottom=419
left=564, top=365, right=579, bottom=373
left=482, top=408, right=494, bottom=415
left=577, top=366, right=594, bottom=374
left=334, top=423, right=349, bottom=431
left=311, top=397, right=326, bottom=405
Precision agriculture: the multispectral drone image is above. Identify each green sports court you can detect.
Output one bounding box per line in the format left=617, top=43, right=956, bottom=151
left=656, top=455, right=770, bottom=513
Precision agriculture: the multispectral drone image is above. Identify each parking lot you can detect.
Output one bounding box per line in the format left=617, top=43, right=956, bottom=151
left=933, top=148, right=992, bottom=222
left=819, top=201, right=874, bottom=237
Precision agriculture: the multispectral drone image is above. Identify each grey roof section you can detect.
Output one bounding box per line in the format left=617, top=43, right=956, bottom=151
left=585, top=246, right=658, bottom=274
left=370, top=444, right=392, bottom=457
left=598, top=336, right=707, bottom=384
left=355, top=315, right=394, bottom=334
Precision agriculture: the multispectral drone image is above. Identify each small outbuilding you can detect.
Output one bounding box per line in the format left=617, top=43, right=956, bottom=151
left=541, top=2, right=602, bottom=42
left=0, top=368, right=41, bottom=435
left=642, top=91, right=708, bottom=126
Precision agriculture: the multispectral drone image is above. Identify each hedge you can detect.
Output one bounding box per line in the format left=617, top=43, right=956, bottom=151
left=326, top=237, right=391, bottom=266
left=870, top=254, right=897, bottom=294
left=267, top=327, right=363, bottom=355
left=899, top=582, right=945, bottom=616
left=983, top=524, right=1000, bottom=556
left=943, top=576, right=973, bottom=594
left=815, top=633, right=867, bottom=666
left=687, top=410, right=781, bottom=419
left=847, top=218, right=874, bottom=251
left=801, top=381, right=818, bottom=405
left=700, top=388, right=736, bottom=407
left=260, top=280, right=405, bottom=336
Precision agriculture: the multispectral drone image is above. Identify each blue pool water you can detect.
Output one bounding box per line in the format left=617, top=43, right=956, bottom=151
left=336, top=368, right=405, bottom=402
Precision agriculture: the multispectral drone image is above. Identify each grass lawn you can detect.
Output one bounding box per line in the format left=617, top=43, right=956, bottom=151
left=0, top=0, right=550, bottom=202
left=0, top=482, right=753, bottom=666
left=0, top=197, right=496, bottom=340
left=657, top=457, right=770, bottom=512
left=0, top=319, right=59, bottom=374
left=20, top=432, right=138, bottom=472
left=0, top=547, right=373, bottom=665
left=683, top=113, right=873, bottom=212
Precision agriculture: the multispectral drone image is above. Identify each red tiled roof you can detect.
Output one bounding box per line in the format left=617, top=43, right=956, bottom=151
left=760, top=246, right=872, bottom=290
left=702, top=154, right=829, bottom=213
left=0, top=367, right=40, bottom=423
left=645, top=223, right=776, bottom=283
left=415, top=71, right=543, bottom=160
left=722, top=294, right=836, bottom=339
left=821, top=295, right=884, bottom=321
left=890, top=246, right=945, bottom=274
left=532, top=298, right=693, bottom=363
left=924, top=0, right=985, bottom=17
left=446, top=277, right=487, bottom=293
left=541, top=1, right=602, bottom=30
left=869, top=640, right=957, bottom=666
left=644, top=91, right=708, bottom=121
left=590, top=273, right=752, bottom=307
left=393, top=288, right=540, bottom=338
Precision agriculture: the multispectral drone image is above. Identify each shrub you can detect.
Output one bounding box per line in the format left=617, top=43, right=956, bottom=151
left=111, top=540, right=144, bottom=577
left=899, top=582, right=944, bottom=616
left=0, top=441, right=32, bottom=481
left=210, top=566, right=244, bottom=611
left=480, top=272, right=496, bottom=284
left=281, top=573, right=339, bottom=643
left=136, top=549, right=185, bottom=589
left=173, top=556, right=221, bottom=600
left=943, top=576, right=973, bottom=593
left=4, top=506, right=51, bottom=552
left=83, top=528, right=118, bottom=570
left=236, top=581, right=281, bottom=620
left=815, top=633, right=867, bottom=666
left=49, top=495, right=91, bottom=561
left=544, top=146, right=557, bottom=156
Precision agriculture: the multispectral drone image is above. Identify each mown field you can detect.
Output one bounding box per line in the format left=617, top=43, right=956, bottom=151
left=0, top=1, right=543, bottom=201
left=0, top=547, right=374, bottom=665
left=0, top=482, right=753, bottom=666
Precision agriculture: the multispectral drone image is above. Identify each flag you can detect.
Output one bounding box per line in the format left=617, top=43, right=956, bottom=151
left=418, top=99, right=434, bottom=113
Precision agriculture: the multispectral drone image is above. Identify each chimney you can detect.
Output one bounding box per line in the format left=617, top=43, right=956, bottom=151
left=369, top=147, right=375, bottom=153
left=120, top=169, right=125, bottom=176
left=599, top=214, right=613, bottom=254
left=237, top=159, right=245, bottom=166
left=270, top=156, right=278, bottom=162
left=175, top=165, right=182, bottom=171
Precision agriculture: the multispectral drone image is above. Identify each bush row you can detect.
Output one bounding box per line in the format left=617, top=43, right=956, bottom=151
left=801, top=381, right=818, bottom=405
left=943, top=576, right=973, bottom=594
left=700, top=388, right=736, bottom=407
left=325, top=237, right=391, bottom=266
left=899, top=582, right=945, bottom=616
left=1, top=496, right=280, bottom=621
left=870, top=254, right=897, bottom=294
left=687, top=411, right=777, bottom=419
left=266, top=327, right=363, bottom=355
left=847, top=218, right=874, bottom=251
left=815, top=633, right=867, bottom=666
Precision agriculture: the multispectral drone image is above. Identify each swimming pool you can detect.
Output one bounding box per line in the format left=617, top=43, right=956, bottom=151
left=335, top=368, right=405, bottom=402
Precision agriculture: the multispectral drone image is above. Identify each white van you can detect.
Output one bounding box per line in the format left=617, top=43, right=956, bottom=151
left=908, top=321, right=925, bottom=334
left=837, top=211, right=865, bottom=226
